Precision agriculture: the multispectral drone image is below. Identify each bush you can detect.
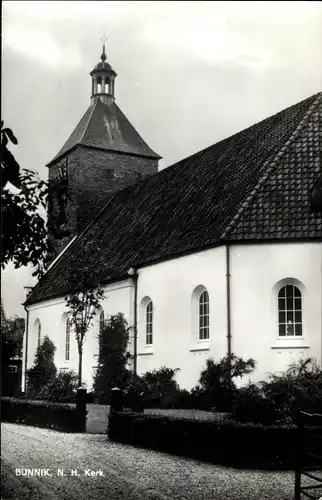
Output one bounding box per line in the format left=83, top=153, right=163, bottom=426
left=262, top=358, right=322, bottom=420
left=161, top=389, right=194, bottom=409
left=1, top=397, right=86, bottom=432
left=27, top=336, right=57, bottom=397
left=232, top=383, right=287, bottom=425
left=108, top=411, right=297, bottom=469
left=93, top=313, right=132, bottom=402
left=193, top=354, right=256, bottom=411
left=233, top=358, right=322, bottom=425
left=123, top=367, right=181, bottom=409
left=86, top=390, right=95, bottom=404
left=37, top=370, right=78, bottom=403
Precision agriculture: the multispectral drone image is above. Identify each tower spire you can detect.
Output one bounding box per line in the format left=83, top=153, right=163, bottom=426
left=100, top=36, right=107, bottom=62
left=90, top=39, right=117, bottom=105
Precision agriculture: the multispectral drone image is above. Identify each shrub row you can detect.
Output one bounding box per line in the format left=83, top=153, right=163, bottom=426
left=108, top=411, right=299, bottom=470
left=1, top=397, right=87, bottom=433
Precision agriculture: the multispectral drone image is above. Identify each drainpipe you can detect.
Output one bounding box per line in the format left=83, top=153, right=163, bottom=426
left=128, top=268, right=138, bottom=376
left=226, top=245, right=232, bottom=386
left=23, top=287, right=33, bottom=393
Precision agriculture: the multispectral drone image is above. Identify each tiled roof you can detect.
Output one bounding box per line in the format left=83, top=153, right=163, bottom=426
left=222, top=93, right=322, bottom=240
left=48, top=99, right=161, bottom=165
left=27, top=92, right=322, bottom=306
left=312, top=173, right=322, bottom=213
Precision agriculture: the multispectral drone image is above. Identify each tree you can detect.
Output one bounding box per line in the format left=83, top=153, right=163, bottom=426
left=93, top=313, right=132, bottom=401
left=1, top=316, right=25, bottom=367
left=1, top=122, right=50, bottom=277
left=65, top=243, right=106, bottom=387
left=27, top=336, right=57, bottom=397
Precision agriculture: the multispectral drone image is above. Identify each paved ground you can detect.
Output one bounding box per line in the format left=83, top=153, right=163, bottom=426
left=1, top=422, right=298, bottom=500
left=86, top=404, right=110, bottom=434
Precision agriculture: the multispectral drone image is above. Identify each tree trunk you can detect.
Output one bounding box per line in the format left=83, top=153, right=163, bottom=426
left=78, top=347, right=83, bottom=387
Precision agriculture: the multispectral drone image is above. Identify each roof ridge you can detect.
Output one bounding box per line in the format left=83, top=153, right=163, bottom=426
left=165, top=92, right=322, bottom=171
left=220, top=92, right=322, bottom=240
left=78, top=99, right=100, bottom=145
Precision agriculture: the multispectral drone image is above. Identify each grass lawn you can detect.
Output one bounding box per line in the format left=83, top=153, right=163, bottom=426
left=86, top=404, right=228, bottom=433
left=143, top=408, right=229, bottom=421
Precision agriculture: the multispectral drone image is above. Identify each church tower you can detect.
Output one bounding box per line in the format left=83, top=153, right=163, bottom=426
left=47, top=42, right=160, bottom=260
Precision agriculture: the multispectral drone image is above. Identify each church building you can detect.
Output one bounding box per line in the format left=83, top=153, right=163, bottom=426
left=22, top=45, right=322, bottom=392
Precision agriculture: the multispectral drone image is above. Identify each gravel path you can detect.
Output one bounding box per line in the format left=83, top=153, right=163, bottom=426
left=1, top=423, right=296, bottom=500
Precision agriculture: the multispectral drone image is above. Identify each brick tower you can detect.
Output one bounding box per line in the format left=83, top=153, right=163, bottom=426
left=47, top=42, right=160, bottom=260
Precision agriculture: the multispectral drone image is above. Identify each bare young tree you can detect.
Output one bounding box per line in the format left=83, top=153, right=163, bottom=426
left=65, top=243, right=106, bottom=387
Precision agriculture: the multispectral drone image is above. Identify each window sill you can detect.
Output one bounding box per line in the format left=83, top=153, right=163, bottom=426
left=190, top=343, right=210, bottom=352
left=138, top=351, right=154, bottom=356
left=271, top=337, right=309, bottom=349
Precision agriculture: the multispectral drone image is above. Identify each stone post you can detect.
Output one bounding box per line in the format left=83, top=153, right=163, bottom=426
left=110, top=387, right=123, bottom=414
left=76, top=388, right=87, bottom=432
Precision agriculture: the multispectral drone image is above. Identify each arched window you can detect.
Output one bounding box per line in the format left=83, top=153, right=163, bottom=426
left=278, top=285, right=302, bottom=336
left=199, top=291, right=210, bottom=340
left=34, top=319, right=41, bottom=349
left=65, top=317, right=71, bottom=361
left=38, top=322, right=41, bottom=348
left=146, top=301, right=153, bottom=345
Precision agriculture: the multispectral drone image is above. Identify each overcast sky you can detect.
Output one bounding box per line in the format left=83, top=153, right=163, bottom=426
left=2, top=0, right=322, bottom=318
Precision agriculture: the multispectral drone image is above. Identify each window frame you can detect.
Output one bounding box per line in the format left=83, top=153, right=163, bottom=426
left=65, top=317, right=71, bottom=362
left=35, top=320, right=41, bottom=349
left=277, top=284, right=303, bottom=338
left=146, top=300, right=153, bottom=346
left=198, top=290, right=210, bottom=341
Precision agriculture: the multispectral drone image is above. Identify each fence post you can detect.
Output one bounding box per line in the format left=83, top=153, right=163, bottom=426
left=294, top=409, right=302, bottom=500
left=110, top=387, right=123, bottom=414
left=132, top=391, right=144, bottom=413
left=76, top=388, right=87, bottom=432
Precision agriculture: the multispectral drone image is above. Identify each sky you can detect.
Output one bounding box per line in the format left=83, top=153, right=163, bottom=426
left=2, top=0, right=322, bottom=318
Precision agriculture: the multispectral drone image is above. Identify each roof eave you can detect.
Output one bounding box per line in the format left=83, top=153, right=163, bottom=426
left=47, top=143, right=161, bottom=167
left=24, top=234, right=322, bottom=307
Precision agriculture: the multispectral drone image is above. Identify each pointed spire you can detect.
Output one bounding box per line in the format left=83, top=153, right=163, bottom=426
left=90, top=39, right=117, bottom=105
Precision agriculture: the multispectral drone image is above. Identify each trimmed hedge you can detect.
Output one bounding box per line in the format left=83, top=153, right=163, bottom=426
left=108, top=412, right=300, bottom=470
left=1, top=397, right=87, bottom=433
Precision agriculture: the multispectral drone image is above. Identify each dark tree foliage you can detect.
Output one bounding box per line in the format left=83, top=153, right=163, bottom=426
left=27, top=336, right=57, bottom=397
left=1, top=123, right=50, bottom=277
left=93, top=313, right=132, bottom=401
left=1, top=317, right=25, bottom=367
